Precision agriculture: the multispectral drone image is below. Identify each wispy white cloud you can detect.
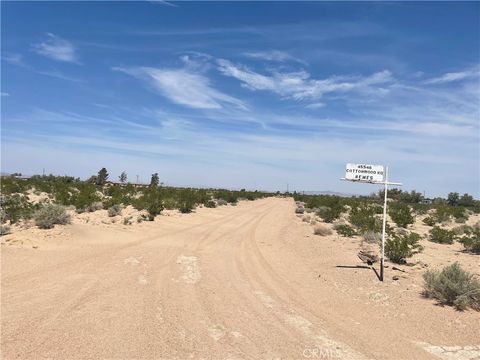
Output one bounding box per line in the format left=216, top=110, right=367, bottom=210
left=243, top=50, right=307, bottom=65
left=2, top=53, right=27, bottom=67
left=305, top=102, right=325, bottom=109
left=424, top=66, right=480, bottom=84
left=149, top=0, right=178, bottom=7
left=32, top=33, right=79, bottom=64
left=2, top=52, right=84, bottom=82
left=114, top=66, right=246, bottom=110
left=217, top=58, right=393, bottom=101
left=1, top=92, right=9, bottom=97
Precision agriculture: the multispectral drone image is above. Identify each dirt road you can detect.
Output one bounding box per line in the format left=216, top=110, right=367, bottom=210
left=1, top=198, right=479, bottom=359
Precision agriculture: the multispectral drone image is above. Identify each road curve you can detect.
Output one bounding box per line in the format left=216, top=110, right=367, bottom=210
left=1, top=198, right=472, bottom=359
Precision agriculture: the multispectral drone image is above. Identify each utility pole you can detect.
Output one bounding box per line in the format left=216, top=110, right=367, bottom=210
left=287, top=183, right=289, bottom=194
left=136, top=175, right=139, bottom=185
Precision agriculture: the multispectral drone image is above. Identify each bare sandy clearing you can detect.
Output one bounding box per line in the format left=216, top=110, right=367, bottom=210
left=1, top=197, right=479, bottom=359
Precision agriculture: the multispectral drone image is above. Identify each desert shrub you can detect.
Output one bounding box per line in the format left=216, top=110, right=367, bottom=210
left=123, top=216, right=133, bottom=225
left=134, top=188, right=164, bottom=220
left=363, top=231, right=382, bottom=244
left=0, top=225, right=11, bottom=236
left=459, top=226, right=480, bottom=254
left=313, top=224, right=332, bottom=236
left=0, top=194, right=36, bottom=224
left=423, top=216, right=436, bottom=226
left=423, top=262, right=480, bottom=311
left=204, top=200, right=216, bottom=208
left=177, top=190, right=196, bottom=214
left=295, top=206, right=305, bottom=214
left=385, top=232, right=423, bottom=264
left=70, top=183, right=101, bottom=210
left=453, top=225, right=473, bottom=236
left=305, top=208, right=313, bottom=213
left=86, top=201, right=103, bottom=212
left=108, top=204, right=122, bottom=217
left=388, top=202, right=414, bottom=228
left=411, top=204, right=429, bottom=215
left=34, top=204, right=71, bottom=229
left=214, top=190, right=238, bottom=204
left=217, top=199, right=228, bottom=206
left=302, top=215, right=311, bottom=222
left=349, top=205, right=383, bottom=233
left=315, top=204, right=345, bottom=223
left=429, top=226, right=456, bottom=244
left=432, top=206, right=452, bottom=223
left=334, top=224, right=356, bottom=237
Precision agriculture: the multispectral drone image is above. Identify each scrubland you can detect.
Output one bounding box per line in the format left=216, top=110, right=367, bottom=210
left=1, top=173, right=479, bottom=359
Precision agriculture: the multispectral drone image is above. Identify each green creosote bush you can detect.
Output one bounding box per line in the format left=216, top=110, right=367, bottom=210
left=385, top=232, right=423, bottom=264
left=423, top=216, right=436, bottom=226
left=134, top=188, right=164, bottom=220
left=349, top=205, right=384, bottom=233
left=459, top=225, right=480, bottom=254
left=204, top=200, right=216, bottom=208
left=107, top=204, right=122, bottom=217
left=388, top=202, right=414, bottom=228
left=315, top=204, right=345, bottom=223
left=177, top=189, right=196, bottom=214
left=34, top=204, right=71, bottom=229
left=334, top=224, right=356, bottom=237
left=423, top=262, right=480, bottom=311
left=429, top=226, right=456, bottom=244
left=0, top=194, right=36, bottom=224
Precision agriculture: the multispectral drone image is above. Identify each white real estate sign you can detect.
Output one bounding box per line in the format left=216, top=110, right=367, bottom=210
left=345, top=163, right=385, bottom=183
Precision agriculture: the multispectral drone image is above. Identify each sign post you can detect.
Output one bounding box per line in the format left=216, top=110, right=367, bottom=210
left=341, top=164, right=402, bottom=282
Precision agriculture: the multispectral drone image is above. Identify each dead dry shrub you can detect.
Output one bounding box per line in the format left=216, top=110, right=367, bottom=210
left=313, top=224, right=332, bottom=236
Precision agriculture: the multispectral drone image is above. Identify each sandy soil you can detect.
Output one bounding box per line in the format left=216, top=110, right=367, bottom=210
left=1, top=197, right=479, bottom=360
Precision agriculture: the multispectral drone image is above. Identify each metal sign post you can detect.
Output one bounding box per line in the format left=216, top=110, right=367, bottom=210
left=341, top=164, right=402, bottom=282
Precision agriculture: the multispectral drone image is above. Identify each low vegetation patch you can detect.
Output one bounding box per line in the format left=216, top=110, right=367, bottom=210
left=295, top=206, right=305, bottom=214
left=363, top=231, right=382, bottom=244
left=385, top=232, right=423, bottom=264
left=429, top=226, right=456, bottom=244
left=334, top=224, right=356, bottom=237
left=459, top=225, right=480, bottom=254
left=107, top=204, right=122, bottom=217
left=0, top=224, right=11, bottom=236
left=313, top=224, right=332, bottom=236
left=204, top=200, right=216, bottom=208
left=86, top=201, right=103, bottom=213
left=388, top=202, right=414, bottom=228
left=423, top=216, right=436, bottom=226
left=423, top=262, right=480, bottom=311
left=34, top=204, right=71, bottom=229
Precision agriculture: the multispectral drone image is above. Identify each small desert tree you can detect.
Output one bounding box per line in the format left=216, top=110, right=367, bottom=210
left=96, top=168, right=109, bottom=186
left=150, top=173, right=159, bottom=188
left=119, top=171, right=127, bottom=184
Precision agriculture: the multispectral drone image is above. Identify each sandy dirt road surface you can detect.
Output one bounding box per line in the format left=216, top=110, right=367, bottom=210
left=1, top=198, right=479, bottom=359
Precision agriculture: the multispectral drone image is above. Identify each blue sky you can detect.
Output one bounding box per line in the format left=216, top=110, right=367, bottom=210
left=1, top=1, right=479, bottom=197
